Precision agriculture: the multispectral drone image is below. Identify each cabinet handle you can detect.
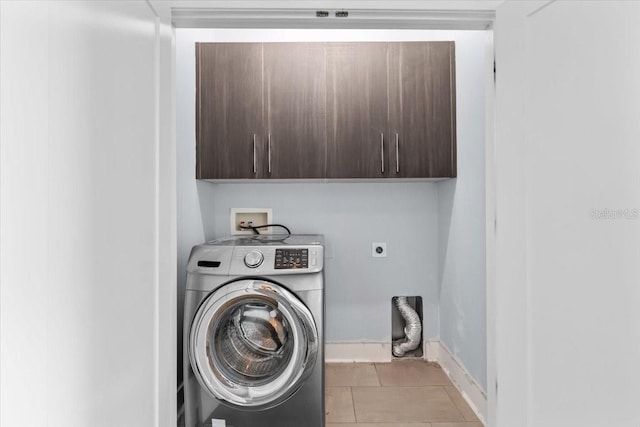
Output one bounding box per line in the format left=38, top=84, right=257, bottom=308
left=380, top=133, right=385, bottom=174
left=268, top=134, right=272, bottom=174
left=252, top=134, right=257, bottom=174
left=395, top=133, right=400, bottom=173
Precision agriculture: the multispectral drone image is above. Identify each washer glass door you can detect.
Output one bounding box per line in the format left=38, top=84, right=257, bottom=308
left=189, top=279, right=318, bottom=409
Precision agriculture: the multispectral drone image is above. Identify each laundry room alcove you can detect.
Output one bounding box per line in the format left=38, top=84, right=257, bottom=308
left=176, top=22, right=489, bottom=426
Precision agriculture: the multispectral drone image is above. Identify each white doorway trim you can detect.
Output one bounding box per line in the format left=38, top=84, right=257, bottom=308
left=152, top=4, right=498, bottom=426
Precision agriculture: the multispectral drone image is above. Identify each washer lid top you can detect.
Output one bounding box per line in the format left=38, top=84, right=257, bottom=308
left=207, top=234, right=323, bottom=247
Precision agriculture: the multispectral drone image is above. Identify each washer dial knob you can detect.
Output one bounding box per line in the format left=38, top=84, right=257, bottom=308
left=244, top=250, right=264, bottom=268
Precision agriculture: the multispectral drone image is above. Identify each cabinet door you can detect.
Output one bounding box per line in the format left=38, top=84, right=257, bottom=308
left=389, top=42, right=456, bottom=178
left=264, top=43, right=326, bottom=179
left=326, top=43, right=390, bottom=178
left=196, top=43, right=264, bottom=179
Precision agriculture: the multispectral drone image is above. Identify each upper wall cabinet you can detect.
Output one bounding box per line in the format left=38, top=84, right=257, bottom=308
left=326, top=42, right=456, bottom=179
left=264, top=43, right=326, bottom=179
left=389, top=42, right=456, bottom=178
left=196, top=41, right=456, bottom=180
left=326, top=43, right=389, bottom=178
left=196, top=42, right=326, bottom=179
left=196, top=43, right=264, bottom=179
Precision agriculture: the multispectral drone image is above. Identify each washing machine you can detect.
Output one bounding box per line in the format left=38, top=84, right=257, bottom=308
left=183, top=234, right=324, bottom=427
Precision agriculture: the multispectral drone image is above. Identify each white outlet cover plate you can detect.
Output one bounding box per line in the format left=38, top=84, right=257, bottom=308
left=372, top=242, right=387, bottom=257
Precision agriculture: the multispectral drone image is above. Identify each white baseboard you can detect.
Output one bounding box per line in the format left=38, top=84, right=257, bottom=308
left=325, top=342, right=393, bottom=363
left=425, top=339, right=440, bottom=362
left=324, top=340, right=487, bottom=426
left=430, top=340, right=487, bottom=426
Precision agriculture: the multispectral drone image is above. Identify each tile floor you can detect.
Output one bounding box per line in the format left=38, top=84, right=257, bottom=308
left=178, top=360, right=483, bottom=427
left=325, top=360, right=482, bottom=427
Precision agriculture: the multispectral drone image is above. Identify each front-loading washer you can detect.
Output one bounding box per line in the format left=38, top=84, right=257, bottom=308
left=183, top=234, right=324, bottom=427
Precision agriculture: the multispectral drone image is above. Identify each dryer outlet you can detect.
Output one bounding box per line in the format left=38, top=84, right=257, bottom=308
left=372, top=242, right=387, bottom=257
left=230, top=208, right=273, bottom=235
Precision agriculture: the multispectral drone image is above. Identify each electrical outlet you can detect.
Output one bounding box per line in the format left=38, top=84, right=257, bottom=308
left=230, top=208, right=273, bottom=235
left=372, top=242, right=387, bottom=258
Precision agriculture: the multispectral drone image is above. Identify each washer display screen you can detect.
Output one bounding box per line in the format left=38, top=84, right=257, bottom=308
left=274, top=248, right=308, bottom=269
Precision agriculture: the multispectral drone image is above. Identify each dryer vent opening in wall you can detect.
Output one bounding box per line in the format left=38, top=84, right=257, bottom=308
left=391, top=296, right=423, bottom=358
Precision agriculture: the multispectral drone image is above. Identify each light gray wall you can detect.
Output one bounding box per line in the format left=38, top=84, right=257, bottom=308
left=176, top=28, right=486, bottom=389
left=437, top=32, right=488, bottom=391
left=196, top=181, right=440, bottom=344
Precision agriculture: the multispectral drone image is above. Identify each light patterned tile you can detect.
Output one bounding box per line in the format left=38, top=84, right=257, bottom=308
left=444, top=385, right=481, bottom=422
left=375, top=360, right=453, bottom=386
left=432, top=423, right=484, bottom=427
left=326, top=424, right=431, bottom=427
left=325, top=386, right=356, bottom=423
left=352, top=386, right=464, bottom=423
left=326, top=363, right=381, bottom=387
left=325, top=425, right=482, bottom=427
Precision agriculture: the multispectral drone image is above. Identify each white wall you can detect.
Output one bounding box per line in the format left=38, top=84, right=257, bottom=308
left=437, top=32, right=488, bottom=391
left=176, top=27, right=487, bottom=387
left=494, top=1, right=640, bottom=426
left=0, top=2, right=175, bottom=426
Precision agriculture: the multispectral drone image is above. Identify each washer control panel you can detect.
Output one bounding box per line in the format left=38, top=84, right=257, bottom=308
left=229, top=244, right=323, bottom=275
left=275, top=248, right=308, bottom=269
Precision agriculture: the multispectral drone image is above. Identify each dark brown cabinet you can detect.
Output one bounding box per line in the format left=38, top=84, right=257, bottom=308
left=326, top=43, right=389, bottom=178
left=264, top=43, right=326, bottom=179
left=196, top=41, right=456, bottom=180
left=196, top=43, right=263, bottom=179
left=196, top=42, right=326, bottom=179
left=326, top=41, right=456, bottom=179
left=389, top=42, right=456, bottom=178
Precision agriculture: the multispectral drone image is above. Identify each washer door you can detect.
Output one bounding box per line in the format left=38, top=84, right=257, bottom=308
left=189, top=278, right=318, bottom=409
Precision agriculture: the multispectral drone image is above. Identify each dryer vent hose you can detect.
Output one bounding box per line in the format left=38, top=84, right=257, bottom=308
left=392, top=296, right=422, bottom=357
